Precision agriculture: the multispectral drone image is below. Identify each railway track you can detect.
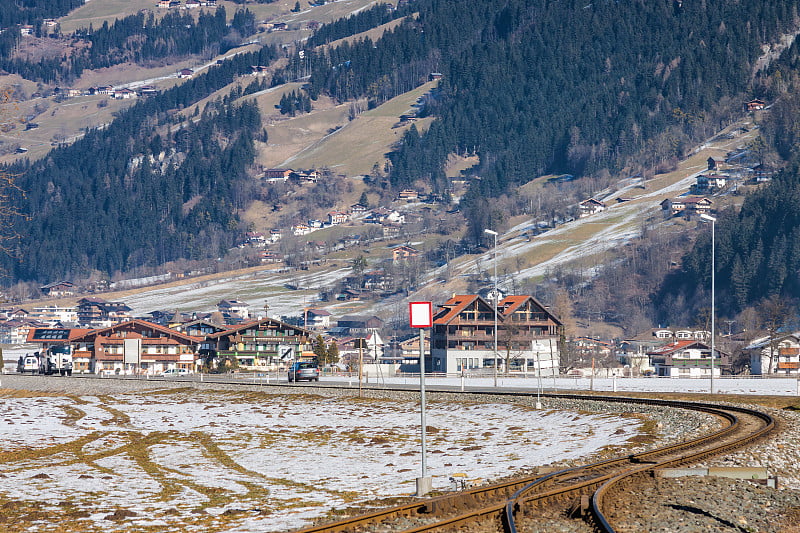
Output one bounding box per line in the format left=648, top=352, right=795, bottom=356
left=289, top=394, right=774, bottom=533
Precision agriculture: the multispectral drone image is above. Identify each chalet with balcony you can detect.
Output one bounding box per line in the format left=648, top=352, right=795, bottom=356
left=207, top=317, right=313, bottom=370
left=661, top=196, right=713, bottom=218
left=430, top=294, right=562, bottom=374
left=398, top=189, right=419, bottom=201
left=392, top=245, right=419, bottom=262
left=217, top=299, right=250, bottom=321
left=328, top=211, right=350, bottom=225
left=694, top=174, right=729, bottom=192
left=67, top=320, right=203, bottom=375
left=350, top=203, right=368, bottom=215
left=579, top=198, right=606, bottom=218
left=745, top=333, right=800, bottom=375
left=76, top=297, right=131, bottom=327
left=1, top=318, right=47, bottom=344
left=39, top=281, right=75, bottom=298
left=745, top=98, right=766, bottom=112
left=646, top=340, right=728, bottom=377
left=305, top=309, right=331, bottom=329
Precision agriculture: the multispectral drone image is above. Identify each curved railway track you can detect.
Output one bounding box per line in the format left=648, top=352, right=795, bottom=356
left=8, top=375, right=776, bottom=532
left=288, top=393, right=774, bottom=533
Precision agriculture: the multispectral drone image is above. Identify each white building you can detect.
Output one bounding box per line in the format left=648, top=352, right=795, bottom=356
left=647, top=340, right=727, bottom=377
left=745, top=333, right=800, bottom=375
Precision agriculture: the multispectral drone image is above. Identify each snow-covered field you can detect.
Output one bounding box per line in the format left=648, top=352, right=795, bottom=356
left=0, top=389, right=642, bottom=533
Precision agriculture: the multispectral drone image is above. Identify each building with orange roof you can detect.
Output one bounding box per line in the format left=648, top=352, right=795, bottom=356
left=66, top=319, right=204, bottom=375
left=430, top=294, right=562, bottom=374
left=646, top=340, right=728, bottom=377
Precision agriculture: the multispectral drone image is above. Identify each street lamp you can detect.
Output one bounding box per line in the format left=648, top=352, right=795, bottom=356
left=484, top=228, right=499, bottom=387
left=700, top=213, right=716, bottom=394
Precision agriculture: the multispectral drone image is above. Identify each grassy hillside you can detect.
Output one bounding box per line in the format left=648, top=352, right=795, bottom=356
left=278, top=81, right=437, bottom=176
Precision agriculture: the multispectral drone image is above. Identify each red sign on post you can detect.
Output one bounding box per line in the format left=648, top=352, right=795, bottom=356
left=409, top=301, right=432, bottom=328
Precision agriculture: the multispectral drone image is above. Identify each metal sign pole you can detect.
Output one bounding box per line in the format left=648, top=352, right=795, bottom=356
left=419, top=327, right=427, bottom=479
left=409, top=301, right=433, bottom=496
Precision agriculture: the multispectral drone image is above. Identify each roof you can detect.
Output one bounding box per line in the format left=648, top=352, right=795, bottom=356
left=69, top=319, right=203, bottom=343
left=498, top=295, right=563, bottom=325
left=433, top=295, right=493, bottom=325
left=27, top=328, right=93, bottom=343
left=580, top=198, right=606, bottom=207
left=207, top=317, right=313, bottom=339
left=745, top=332, right=800, bottom=350
left=682, top=197, right=712, bottom=205
left=646, top=340, right=707, bottom=356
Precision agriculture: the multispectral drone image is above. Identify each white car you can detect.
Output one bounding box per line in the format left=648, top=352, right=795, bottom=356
left=161, top=368, right=190, bottom=377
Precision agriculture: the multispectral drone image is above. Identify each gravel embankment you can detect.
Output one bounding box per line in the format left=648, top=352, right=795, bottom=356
left=517, top=406, right=800, bottom=533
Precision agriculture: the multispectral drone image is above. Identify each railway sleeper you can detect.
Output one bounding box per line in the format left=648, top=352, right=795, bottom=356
left=568, top=495, right=591, bottom=519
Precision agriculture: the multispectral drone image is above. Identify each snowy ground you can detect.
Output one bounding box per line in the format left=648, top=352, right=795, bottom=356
left=0, top=389, right=643, bottom=533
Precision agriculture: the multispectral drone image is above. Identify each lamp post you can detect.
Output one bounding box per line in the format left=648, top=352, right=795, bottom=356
left=484, top=228, right=499, bottom=387
left=700, top=213, right=716, bottom=394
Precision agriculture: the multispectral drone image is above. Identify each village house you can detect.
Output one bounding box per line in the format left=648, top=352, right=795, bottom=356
left=646, top=340, right=728, bottom=377
left=264, top=168, right=293, bottom=180
left=745, top=333, right=800, bottom=375
left=185, top=0, right=200, bottom=8
left=178, top=68, right=194, bottom=79
left=397, top=189, right=419, bottom=201
left=244, top=231, right=267, bottom=247
left=328, top=211, right=350, bottom=225
left=336, top=331, right=385, bottom=369
left=660, top=196, right=713, bottom=218
left=579, top=198, right=606, bottom=218
left=217, top=299, right=250, bottom=321
left=745, top=98, right=766, bottom=112
left=29, top=305, right=78, bottom=326
left=295, top=169, right=321, bottom=183
left=66, top=320, right=204, bottom=375
left=269, top=228, right=283, bottom=242
left=304, top=309, right=331, bottom=330
left=76, top=297, right=132, bottom=327
left=138, top=86, right=159, bottom=97
left=113, top=88, right=137, bottom=99
left=694, top=173, right=729, bottom=192
left=1, top=307, right=29, bottom=320
left=391, top=244, right=419, bottom=262
left=39, top=281, right=75, bottom=298
left=292, top=223, right=312, bottom=236
left=207, top=317, right=313, bottom=370
left=334, top=315, right=384, bottom=337
left=350, top=203, right=368, bottom=215
left=366, top=208, right=405, bottom=225
left=1, top=318, right=47, bottom=344
left=260, top=250, right=283, bottom=263
left=430, top=294, right=562, bottom=374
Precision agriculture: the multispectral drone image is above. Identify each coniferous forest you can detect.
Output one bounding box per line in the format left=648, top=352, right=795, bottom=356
left=1, top=46, right=278, bottom=281
left=1, top=7, right=256, bottom=84
left=3, top=0, right=800, bottom=296
left=657, top=37, right=800, bottom=322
